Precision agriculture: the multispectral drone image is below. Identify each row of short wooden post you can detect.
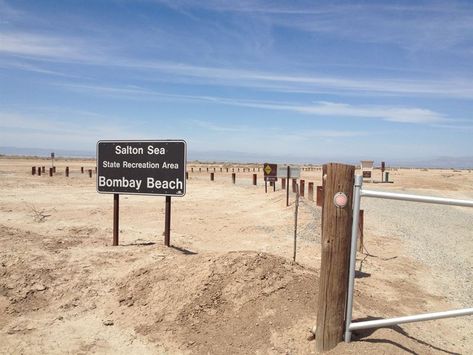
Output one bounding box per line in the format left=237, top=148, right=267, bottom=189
left=189, top=166, right=322, bottom=172
left=199, top=171, right=336, bottom=208
left=191, top=167, right=260, bottom=173
left=32, top=166, right=96, bottom=177
left=201, top=171, right=329, bottom=205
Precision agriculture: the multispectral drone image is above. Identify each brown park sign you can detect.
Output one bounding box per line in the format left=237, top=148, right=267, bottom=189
left=263, top=163, right=278, bottom=182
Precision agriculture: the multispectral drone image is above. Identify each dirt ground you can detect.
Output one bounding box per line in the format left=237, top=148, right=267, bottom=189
left=0, top=157, right=472, bottom=354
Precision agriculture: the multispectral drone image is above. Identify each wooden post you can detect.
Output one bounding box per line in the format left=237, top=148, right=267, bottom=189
left=308, top=182, right=314, bottom=201
left=38, top=167, right=42, bottom=176
left=88, top=169, right=92, bottom=178
left=273, top=180, right=276, bottom=192
left=81, top=167, right=84, bottom=174
left=49, top=168, right=53, bottom=177
left=42, top=166, right=45, bottom=173
left=357, top=209, right=364, bottom=252
left=253, top=174, right=257, bottom=185
left=281, top=178, right=286, bottom=189
left=316, top=186, right=324, bottom=207
left=265, top=179, right=268, bottom=193
left=32, top=167, right=36, bottom=175
left=232, top=173, right=236, bottom=184
left=292, top=178, right=297, bottom=193
left=113, top=194, right=119, bottom=246
left=300, top=179, right=305, bottom=197
left=65, top=167, right=69, bottom=177
left=186, top=171, right=189, bottom=180
left=315, top=163, right=355, bottom=352
left=191, top=167, right=194, bottom=172
left=164, top=196, right=171, bottom=247
left=210, top=172, right=214, bottom=181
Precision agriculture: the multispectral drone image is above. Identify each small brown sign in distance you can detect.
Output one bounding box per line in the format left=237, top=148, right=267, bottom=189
left=263, top=163, right=278, bottom=182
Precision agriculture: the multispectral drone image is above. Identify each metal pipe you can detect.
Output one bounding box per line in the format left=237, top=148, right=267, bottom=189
left=362, top=189, right=473, bottom=208
left=349, top=308, right=473, bottom=331
left=345, top=175, right=363, bottom=342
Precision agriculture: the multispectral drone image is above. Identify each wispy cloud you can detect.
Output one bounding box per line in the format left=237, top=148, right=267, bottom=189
left=274, top=129, right=368, bottom=142
left=98, top=57, right=473, bottom=99
left=0, top=111, right=146, bottom=149
left=2, top=30, right=473, bottom=99
left=0, top=32, right=91, bottom=60
left=57, top=82, right=450, bottom=125
left=250, top=101, right=447, bottom=124
left=153, top=1, right=473, bottom=52
left=192, top=120, right=248, bottom=132
left=0, top=58, right=84, bottom=78
left=431, top=123, right=473, bottom=130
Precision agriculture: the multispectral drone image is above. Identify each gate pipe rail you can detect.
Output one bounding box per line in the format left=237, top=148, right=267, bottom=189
left=345, top=176, right=473, bottom=342
left=349, top=308, right=473, bottom=331
left=362, top=189, right=473, bottom=208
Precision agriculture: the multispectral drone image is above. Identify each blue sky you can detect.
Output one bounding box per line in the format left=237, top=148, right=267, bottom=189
left=1, top=0, right=473, bottom=163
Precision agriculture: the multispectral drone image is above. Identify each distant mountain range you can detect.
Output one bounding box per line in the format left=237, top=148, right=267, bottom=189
left=1, top=146, right=472, bottom=168
left=0, top=146, right=95, bottom=158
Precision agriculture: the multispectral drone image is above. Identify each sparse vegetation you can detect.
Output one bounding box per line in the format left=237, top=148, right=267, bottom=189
left=28, top=204, right=51, bottom=223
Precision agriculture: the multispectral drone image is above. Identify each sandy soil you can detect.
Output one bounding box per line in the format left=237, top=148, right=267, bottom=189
left=0, top=157, right=472, bottom=354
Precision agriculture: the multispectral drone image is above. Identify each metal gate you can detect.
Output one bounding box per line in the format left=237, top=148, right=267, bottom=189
left=345, top=175, right=473, bottom=342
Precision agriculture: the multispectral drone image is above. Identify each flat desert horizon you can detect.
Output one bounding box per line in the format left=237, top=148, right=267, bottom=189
left=1, top=156, right=472, bottom=354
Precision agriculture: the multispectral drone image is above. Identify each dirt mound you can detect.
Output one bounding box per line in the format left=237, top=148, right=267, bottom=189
left=116, top=251, right=319, bottom=354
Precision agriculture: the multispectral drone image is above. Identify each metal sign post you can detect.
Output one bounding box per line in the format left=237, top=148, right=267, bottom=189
left=164, top=196, right=171, bottom=247
left=113, top=194, right=119, bottom=246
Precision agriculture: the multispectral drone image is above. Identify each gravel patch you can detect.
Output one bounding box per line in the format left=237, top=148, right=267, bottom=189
left=361, top=190, right=473, bottom=307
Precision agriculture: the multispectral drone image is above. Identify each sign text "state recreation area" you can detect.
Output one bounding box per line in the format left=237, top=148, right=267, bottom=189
left=102, top=161, right=179, bottom=169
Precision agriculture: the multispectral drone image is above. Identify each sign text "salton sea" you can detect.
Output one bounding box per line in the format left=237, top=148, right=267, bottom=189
left=96, top=140, right=187, bottom=196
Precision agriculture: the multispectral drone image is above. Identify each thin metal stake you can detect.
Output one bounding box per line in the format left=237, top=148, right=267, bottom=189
left=293, top=185, right=299, bottom=261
